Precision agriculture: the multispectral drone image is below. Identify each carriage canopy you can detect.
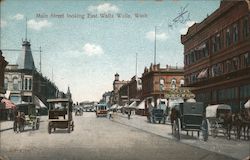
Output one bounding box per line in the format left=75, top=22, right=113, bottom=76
left=206, top=104, right=231, bottom=118
left=244, top=99, right=250, bottom=108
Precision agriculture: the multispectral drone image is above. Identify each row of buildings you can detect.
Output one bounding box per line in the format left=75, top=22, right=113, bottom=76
left=102, top=0, right=250, bottom=114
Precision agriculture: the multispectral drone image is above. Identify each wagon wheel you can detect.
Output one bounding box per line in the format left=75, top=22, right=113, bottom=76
left=201, top=119, right=209, bottom=141
left=48, top=122, right=52, bottom=134
left=173, top=118, right=181, bottom=140
left=210, top=121, right=218, bottom=138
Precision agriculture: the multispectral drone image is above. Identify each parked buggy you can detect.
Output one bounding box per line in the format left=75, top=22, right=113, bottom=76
left=13, top=103, right=40, bottom=132
left=206, top=104, right=232, bottom=138
left=171, top=102, right=208, bottom=141
left=47, top=98, right=74, bottom=134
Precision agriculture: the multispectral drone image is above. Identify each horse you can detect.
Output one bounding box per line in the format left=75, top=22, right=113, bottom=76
left=221, top=111, right=233, bottom=140
left=13, top=111, right=25, bottom=133
left=170, top=107, right=180, bottom=135
left=239, top=109, right=250, bottom=140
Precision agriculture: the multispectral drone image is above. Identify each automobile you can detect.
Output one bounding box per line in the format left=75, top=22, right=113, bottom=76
left=47, top=98, right=74, bottom=134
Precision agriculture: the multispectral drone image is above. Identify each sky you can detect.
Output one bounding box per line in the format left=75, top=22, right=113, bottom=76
left=0, top=0, right=220, bottom=102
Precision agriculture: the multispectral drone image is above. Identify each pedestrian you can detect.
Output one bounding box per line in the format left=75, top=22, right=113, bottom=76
left=109, top=109, right=113, bottom=119
left=128, top=109, right=131, bottom=120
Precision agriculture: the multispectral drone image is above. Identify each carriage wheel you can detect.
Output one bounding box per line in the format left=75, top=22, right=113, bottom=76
left=71, top=121, right=74, bottom=131
left=68, top=123, right=71, bottom=133
left=32, top=121, right=36, bottom=130
left=201, top=119, right=209, bottom=141
left=36, top=119, right=40, bottom=130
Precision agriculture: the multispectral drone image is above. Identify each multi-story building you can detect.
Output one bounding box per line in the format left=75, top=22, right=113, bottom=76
left=4, top=39, right=59, bottom=106
left=141, top=63, right=184, bottom=107
left=0, top=50, right=8, bottom=99
left=181, top=0, right=250, bottom=112
left=112, top=73, right=129, bottom=104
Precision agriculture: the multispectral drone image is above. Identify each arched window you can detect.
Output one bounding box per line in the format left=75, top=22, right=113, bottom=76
left=25, top=78, right=28, bottom=90
left=29, top=79, right=32, bottom=90
left=180, top=79, right=184, bottom=87
left=159, top=78, right=165, bottom=91
left=171, top=78, right=177, bottom=89
left=4, top=78, right=8, bottom=90
left=13, top=78, right=19, bottom=90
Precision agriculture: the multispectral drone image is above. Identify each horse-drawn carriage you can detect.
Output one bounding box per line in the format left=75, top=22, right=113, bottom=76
left=13, top=103, right=40, bottom=132
left=171, top=102, right=208, bottom=141
left=206, top=104, right=232, bottom=138
left=47, top=98, right=74, bottom=134
left=75, top=106, right=83, bottom=116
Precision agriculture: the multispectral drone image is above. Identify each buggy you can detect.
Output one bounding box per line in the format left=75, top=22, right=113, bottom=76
left=47, top=98, right=74, bottom=134
left=206, top=104, right=232, bottom=138
left=171, top=102, right=208, bottom=141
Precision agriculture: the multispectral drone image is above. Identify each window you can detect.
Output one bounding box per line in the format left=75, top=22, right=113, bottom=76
left=29, top=79, right=32, bottom=90
left=243, top=53, right=250, bottom=67
left=243, top=17, right=249, bottom=38
left=159, top=78, right=165, bottom=91
left=215, top=34, right=221, bottom=51
left=171, top=78, right=176, bottom=89
left=232, top=57, right=239, bottom=71
left=226, top=28, right=231, bottom=47
left=233, top=24, right=239, bottom=43
left=211, top=36, right=216, bottom=53
left=4, top=78, right=8, bottom=90
left=25, top=78, right=28, bottom=90
left=180, top=79, right=184, bottom=87
left=13, top=78, right=19, bottom=90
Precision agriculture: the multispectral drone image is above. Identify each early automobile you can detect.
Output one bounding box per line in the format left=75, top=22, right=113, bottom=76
left=13, top=103, right=40, bottom=132
left=47, top=98, right=74, bottom=134
left=95, top=103, right=108, bottom=117
left=206, top=104, right=232, bottom=138
left=171, top=102, right=208, bottom=141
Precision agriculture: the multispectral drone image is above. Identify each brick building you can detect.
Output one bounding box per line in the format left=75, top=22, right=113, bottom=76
left=141, top=63, right=184, bottom=107
left=0, top=50, right=8, bottom=99
left=181, top=0, right=250, bottom=112
left=112, top=73, right=129, bottom=104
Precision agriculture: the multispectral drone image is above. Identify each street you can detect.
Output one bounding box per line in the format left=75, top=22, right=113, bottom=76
left=0, top=112, right=239, bottom=160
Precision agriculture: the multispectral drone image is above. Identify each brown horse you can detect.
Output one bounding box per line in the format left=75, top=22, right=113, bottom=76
left=170, top=107, right=180, bottom=135
left=240, top=109, right=250, bottom=140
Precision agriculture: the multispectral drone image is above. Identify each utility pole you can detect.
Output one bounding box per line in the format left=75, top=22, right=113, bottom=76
left=39, top=46, right=42, bottom=73
left=154, top=26, right=157, bottom=65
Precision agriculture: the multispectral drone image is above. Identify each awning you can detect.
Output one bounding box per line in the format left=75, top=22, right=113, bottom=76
left=34, top=96, right=47, bottom=108
left=1, top=98, right=16, bottom=109
left=136, top=100, right=145, bottom=109
left=186, top=98, right=196, bottom=103
left=197, top=68, right=208, bottom=79
left=128, top=101, right=137, bottom=109
left=244, top=100, right=250, bottom=108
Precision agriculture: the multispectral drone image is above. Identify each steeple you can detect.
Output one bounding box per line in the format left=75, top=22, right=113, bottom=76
left=66, top=86, right=72, bottom=100
left=16, top=18, right=35, bottom=70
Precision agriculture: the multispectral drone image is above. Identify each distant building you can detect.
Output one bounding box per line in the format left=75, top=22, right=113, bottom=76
left=0, top=50, right=8, bottom=99
left=181, top=0, right=250, bottom=112
left=102, top=91, right=112, bottom=104
left=112, top=73, right=129, bottom=104
left=141, top=63, right=184, bottom=108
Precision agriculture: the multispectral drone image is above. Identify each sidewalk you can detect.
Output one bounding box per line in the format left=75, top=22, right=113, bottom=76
left=112, top=112, right=250, bottom=160
left=0, top=121, right=13, bottom=132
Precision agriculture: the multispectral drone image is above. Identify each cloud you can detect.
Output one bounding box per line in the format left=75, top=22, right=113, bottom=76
left=83, top=43, right=104, bottom=56
left=179, top=20, right=196, bottom=35
left=145, top=31, right=168, bottom=41
left=88, top=3, right=119, bottom=13
left=0, top=20, right=7, bottom=28
left=12, top=13, right=24, bottom=20
left=27, top=19, right=52, bottom=31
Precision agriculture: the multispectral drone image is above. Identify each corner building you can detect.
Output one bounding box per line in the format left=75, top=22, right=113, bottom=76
left=181, top=0, right=250, bottom=112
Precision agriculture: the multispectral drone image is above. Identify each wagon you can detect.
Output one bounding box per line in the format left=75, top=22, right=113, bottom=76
left=13, top=103, right=40, bottom=132
left=47, top=98, right=74, bottom=134
left=206, top=104, right=232, bottom=137
left=171, top=102, right=208, bottom=141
